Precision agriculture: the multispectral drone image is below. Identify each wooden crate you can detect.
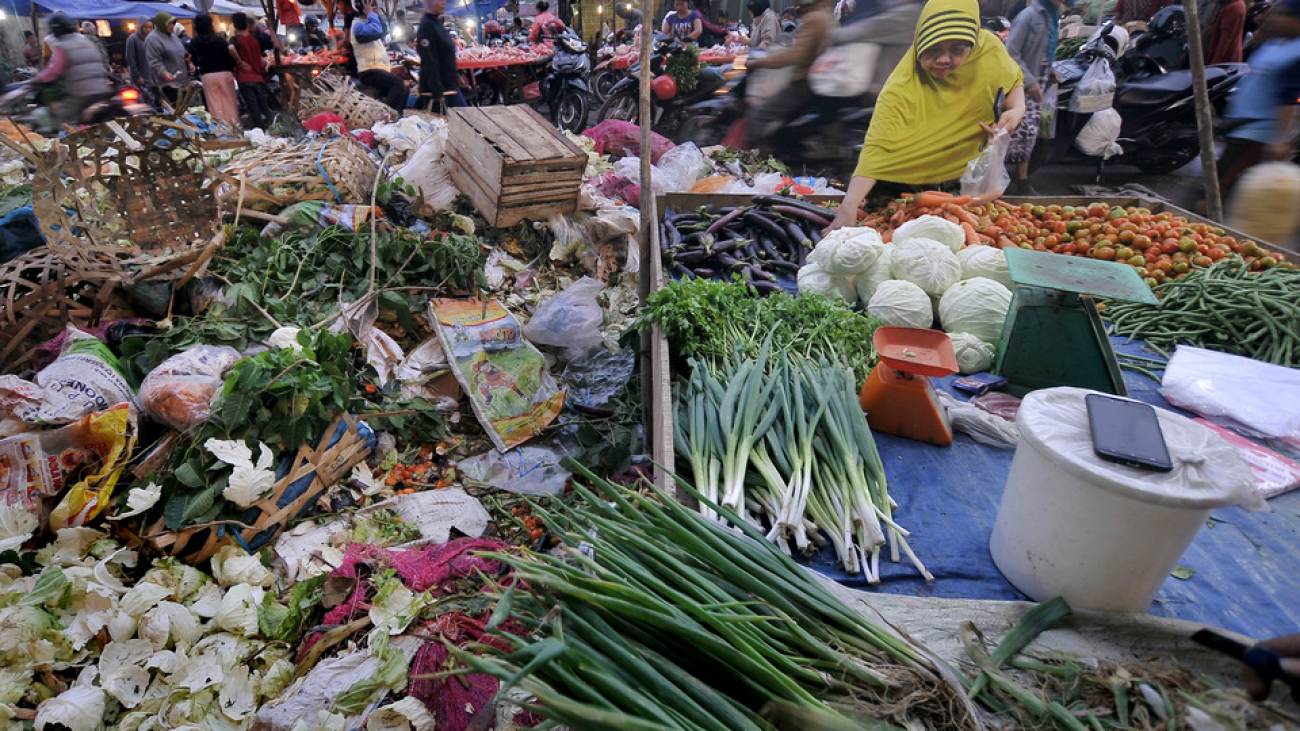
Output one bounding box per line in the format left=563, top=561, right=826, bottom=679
left=445, top=106, right=586, bottom=227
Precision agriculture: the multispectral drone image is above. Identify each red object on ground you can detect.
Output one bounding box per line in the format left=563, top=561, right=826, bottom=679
left=581, top=119, right=675, bottom=163
left=303, top=112, right=347, bottom=133
left=351, top=129, right=376, bottom=148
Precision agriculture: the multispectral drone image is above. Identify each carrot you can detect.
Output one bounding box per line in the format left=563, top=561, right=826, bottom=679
left=998, top=235, right=1016, bottom=249
left=881, top=230, right=892, bottom=243
left=946, top=203, right=980, bottom=226
left=946, top=195, right=973, bottom=206
left=913, top=191, right=954, bottom=207
left=961, top=222, right=980, bottom=249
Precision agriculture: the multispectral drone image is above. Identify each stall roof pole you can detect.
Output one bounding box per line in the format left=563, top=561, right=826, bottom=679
left=1183, top=0, right=1224, bottom=221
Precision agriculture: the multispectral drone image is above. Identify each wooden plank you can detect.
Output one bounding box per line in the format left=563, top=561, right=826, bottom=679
left=447, top=110, right=505, bottom=191
left=445, top=150, right=500, bottom=224
left=456, top=106, right=533, bottom=164
left=490, top=198, right=579, bottom=227
left=498, top=105, right=583, bottom=162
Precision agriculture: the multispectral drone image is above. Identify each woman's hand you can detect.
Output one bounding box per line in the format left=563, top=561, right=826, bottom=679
left=1244, top=634, right=1300, bottom=703
left=979, top=85, right=1027, bottom=136
left=823, top=176, right=877, bottom=234
left=825, top=204, right=859, bottom=233
left=1025, top=83, right=1043, bottom=103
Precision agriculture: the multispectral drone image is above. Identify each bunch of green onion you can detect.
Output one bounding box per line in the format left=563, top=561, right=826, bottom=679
left=446, top=464, right=976, bottom=731
left=675, top=345, right=930, bottom=583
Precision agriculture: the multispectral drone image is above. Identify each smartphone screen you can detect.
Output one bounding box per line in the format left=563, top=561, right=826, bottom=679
left=1085, top=394, right=1174, bottom=472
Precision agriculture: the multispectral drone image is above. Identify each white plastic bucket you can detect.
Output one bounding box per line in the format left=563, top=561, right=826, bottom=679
left=989, top=387, right=1256, bottom=613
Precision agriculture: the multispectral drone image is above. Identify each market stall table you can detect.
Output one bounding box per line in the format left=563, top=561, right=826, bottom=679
left=457, top=55, right=552, bottom=106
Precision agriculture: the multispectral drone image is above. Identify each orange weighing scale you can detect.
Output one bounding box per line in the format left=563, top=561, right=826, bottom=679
left=859, top=327, right=960, bottom=446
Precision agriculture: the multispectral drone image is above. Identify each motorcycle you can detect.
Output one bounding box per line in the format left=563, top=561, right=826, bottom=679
left=673, top=52, right=874, bottom=180
left=594, top=32, right=727, bottom=137
left=0, top=76, right=150, bottom=134
left=525, top=29, right=592, bottom=132
left=590, top=29, right=630, bottom=102
left=1128, top=5, right=1187, bottom=71
left=1030, top=22, right=1246, bottom=175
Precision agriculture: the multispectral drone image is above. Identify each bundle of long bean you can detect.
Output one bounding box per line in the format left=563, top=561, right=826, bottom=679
left=674, top=348, right=930, bottom=583
left=446, top=464, right=977, bottom=731
left=1102, top=256, right=1300, bottom=367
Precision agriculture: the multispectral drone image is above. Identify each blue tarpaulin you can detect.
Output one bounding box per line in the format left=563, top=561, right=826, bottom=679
left=802, top=336, right=1300, bottom=642
left=8, top=0, right=197, bottom=20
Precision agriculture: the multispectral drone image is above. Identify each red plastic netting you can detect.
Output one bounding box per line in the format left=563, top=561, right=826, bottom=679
left=582, top=120, right=675, bottom=164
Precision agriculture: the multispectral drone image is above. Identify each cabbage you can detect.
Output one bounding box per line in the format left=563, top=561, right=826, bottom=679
left=214, top=585, right=263, bottom=637
left=949, top=333, right=996, bottom=374
left=0, top=505, right=37, bottom=553
left=891, top=238, right=962, bottom=296
left=853, top=246, right=895, bottom=303
left=210, top=546, right=276, bottom=589
left=809, top=227, right=885, bottom=275
left=956, top=245, right=1013, bottom=289
left=866, top=280, right=934, bottom=329
left=797, top=263, right=857, bottom=304
left=938, top=277, right=1013, bottom=343
left=893, top=215, right=965, bottom=253
left=35, top=685, right=106, bottom=731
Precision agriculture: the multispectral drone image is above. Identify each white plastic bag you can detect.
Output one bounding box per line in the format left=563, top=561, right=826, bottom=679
left=522, top=277, right=606, bottom=356
left=960, top=130, right=1012, bottom=201
left=139, top=346, right=241, bottom=433
left=655, top=142, right=711, bottom=192
left=397, top=131, right=460, bottom=212
left=1038, top=82, right=1059, bottom=139
left=0, top=326, right=140, bottom=425
left=1074, top=108, right=1123, bottom=159
left=1070, top=57, right=1116, bottom=113
left=808, top=42, right=881, bottom=97
left=1160, top=346, right=1300, bottom=441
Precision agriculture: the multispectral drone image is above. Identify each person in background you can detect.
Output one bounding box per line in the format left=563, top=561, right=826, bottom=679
left=1205, top=0, right=1247, bottom=61
left=418, top=0, right=465, bottom=113
left=394, top=10, right=413, bottom=43
left=1115, top=0, right=1170, bottom=23
left=189, top=13, right=244, bottom=128
left=530, top=1, right=566, bottom=42
left=664, top=0, right=705, bottom=42
left=695, top=0, right=728, bottom=44
left=718, top=9, right=734, bottom=29
left=983, top=14, right=1012, bottom=41
left=616, top=3, right=645, bottom=31
left=279, top=0, right=304, bottom=44
left=303, top=15, right=331, bottom=49
left=748, top=0, right=780, bottom=48
left=32, top=12, right=111, bottom=126
left=829, top=0, right=925, bottom=94
left=1079, top=0, right=1118, bottom=23
left=826, top=0, right=1026, bottom=231
left=79, top=21, right=109, bottom=63
left=1005, top=0, right=1063, bottom=194
left=780, top=7, right=798, bottom=35
left=981, top=0, right=1028, bottom=21
left=172, top=22, right=192, bottom=52
left=253, top=15, right=278, bottom=51
left=1218, top=0, right=1300, bottom=199
left=745, top=0, right=834, bottom=151
left=23, top=31, right=41, bottom=67
left=145, top=12, right=191, bottom=108
left=231, top=12, right=274, bottom=130
left=124, top=18, right=153, bottom=96
left=352, top=0, right=408, bottom=110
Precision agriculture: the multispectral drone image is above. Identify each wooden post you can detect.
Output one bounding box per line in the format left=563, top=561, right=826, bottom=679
left=1183, top=0, right=1224, bottom=221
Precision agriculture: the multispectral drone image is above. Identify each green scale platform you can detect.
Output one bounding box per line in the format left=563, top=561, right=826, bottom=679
left=994, top=248, right=1159, bottom=398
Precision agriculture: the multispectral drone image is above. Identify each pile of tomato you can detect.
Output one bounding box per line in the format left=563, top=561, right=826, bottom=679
left=973, top=202, right=1293, bottom=286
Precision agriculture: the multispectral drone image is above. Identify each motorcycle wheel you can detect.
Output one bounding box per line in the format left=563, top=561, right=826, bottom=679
left=596, top=88, right=639, bottom=125
left=676, top=114, right=724, bottom=147
left=472, top=80, right=503, bottom=107
left=1130, top=141, right=1197, bottom=175
left=592, top=68, right=620, bottom=102
left=553, top=88, right=590, bottom=132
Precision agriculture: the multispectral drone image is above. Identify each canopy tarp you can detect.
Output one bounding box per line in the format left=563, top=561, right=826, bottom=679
left=172, top=0, right=250, bottom=15
left=10, top=0, right=198, bottom=19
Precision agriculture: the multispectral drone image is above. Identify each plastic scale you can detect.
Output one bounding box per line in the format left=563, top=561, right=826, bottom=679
left=859, top=327, right=960, bottom=446
left=994, top=247, right=1159, bottom=398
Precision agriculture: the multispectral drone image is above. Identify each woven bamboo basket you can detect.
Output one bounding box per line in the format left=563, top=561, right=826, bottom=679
left=0, top=116, right=220, bottom=279
left=124, top=413, right=374, bottom=565
left=300, top=72, right=397, bottom=131
left=216, top=135, right=380, bottom=213
left=0, top=249, right=136, bottom=374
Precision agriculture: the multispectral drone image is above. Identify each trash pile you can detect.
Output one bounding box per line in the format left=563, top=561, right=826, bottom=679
left=0, top=83, right=671, bottom=729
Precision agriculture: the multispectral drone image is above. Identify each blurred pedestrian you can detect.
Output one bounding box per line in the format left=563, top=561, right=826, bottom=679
left=1006, top=0, right=1064, bottom=194
left=190, top=13, right=243, bottom=128
left=145, top=12, right=190, bottom=108
left=418, top=0, right=465, bottom=113
left=232, top=12, right=274, bottom=130
left=124, top=17, right=155, bottom=108
left=1206, top=0, right=1247, bottom=62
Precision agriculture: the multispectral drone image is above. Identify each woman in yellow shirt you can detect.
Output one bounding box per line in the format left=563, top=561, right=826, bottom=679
left=826, top=0, right=1026, bottom=231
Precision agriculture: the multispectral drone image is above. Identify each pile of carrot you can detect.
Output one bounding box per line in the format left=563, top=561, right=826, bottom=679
left=861, top=191, right=984, bottom=248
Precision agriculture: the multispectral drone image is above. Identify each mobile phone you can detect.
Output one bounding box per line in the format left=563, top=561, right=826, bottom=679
left=1085, top=394, right=1173, bottom=472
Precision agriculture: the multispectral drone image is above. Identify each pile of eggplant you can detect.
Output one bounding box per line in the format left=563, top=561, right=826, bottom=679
left=661, top=195, right=839, bottom=294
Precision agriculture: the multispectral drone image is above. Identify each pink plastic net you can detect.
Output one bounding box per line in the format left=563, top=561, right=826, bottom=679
left=582, top=120, right=675, bottom=164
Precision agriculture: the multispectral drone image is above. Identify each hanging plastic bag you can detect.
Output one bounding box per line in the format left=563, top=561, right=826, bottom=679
left=808, top=42, right=881, bottom=97
left=1074, top=108, right=1124, bottom=159
left=1070, top=58, right=1116, bottom=113
left=1038, top=83, right=1059, bottom=139
left=960, top=129, right=1012, bottom=201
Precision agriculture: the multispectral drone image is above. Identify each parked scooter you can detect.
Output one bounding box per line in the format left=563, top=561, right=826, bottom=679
left=525, top=28, right=592, bottom=131
left=1128, top=5, right=1187, bottom=71
left=594, top=32, right=727, bottom=137
left=1030, top=22, right=1245, bottom=175
left=674, top=52, right=873, bottom=180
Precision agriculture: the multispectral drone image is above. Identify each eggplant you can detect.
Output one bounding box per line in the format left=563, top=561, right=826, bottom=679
left=706, top=207, right=747, bottom=235
left=664, top=221, right=683, bottom=249
left=746, top=266, right=778, bottom=282
left=756, top=235, right=782, bottom=262
left=674, top=249, right=709, bottom=266
left=747, top=280, right=784, bottom=294
left=693, top=267, right=716, bottom=278
left=742, top=211, right=793, bottom=247
left=785, top=221, right=812, bottom=250
left=753, top=194, right=838, bottom=218
left=765, top=259, right=802, bottom=273
left=673, top=262, right=694, bottom=279
left=770, top=204, right=832, bottom=227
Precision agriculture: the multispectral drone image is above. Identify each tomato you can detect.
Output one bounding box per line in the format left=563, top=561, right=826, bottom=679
left=1021, top=203, right=1034, bottom=213
left=1073, top=242, right=1090, bottom=255
left=1067, top=221, right=1085, bottom=234
left=1178, top=237, right=1197, bottom=253
left=1134, top=235, right=1154, bottom=249
left=1115, top=246, right=1134, bottom=260
left=1150, top=270, right=1167, bottom=283
left=1144, top=277, right=1159, bottom=288
left=1094, top=246, right=1117, bottom=260
left=1172, top=260, right=1190, bottom=273
left=1259, top=256, right=1278, bottom=268
left=1033, top=243, right=1047, bottom=251
left=1155, top=259, right=1174, bottom=273
left=1159, top=239, right=1179, bottom=254
left=1128, top=255, right=1146, bottom=267
left=1192, top=255, right=1213, bottom=268
left=1032, top=206, right=1047, bottom=216
left=1118, top=230, right=1136, bottom=244
left=1045, top=234, right=1061, bottom=246
left=1197, top=244, right=1210, bottom=255
left=1109, top=207, right=1127, bottom=220
left=1087, top=204, right=1108, bottom=218
left=1118, top=222, right=1139, bottom=233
